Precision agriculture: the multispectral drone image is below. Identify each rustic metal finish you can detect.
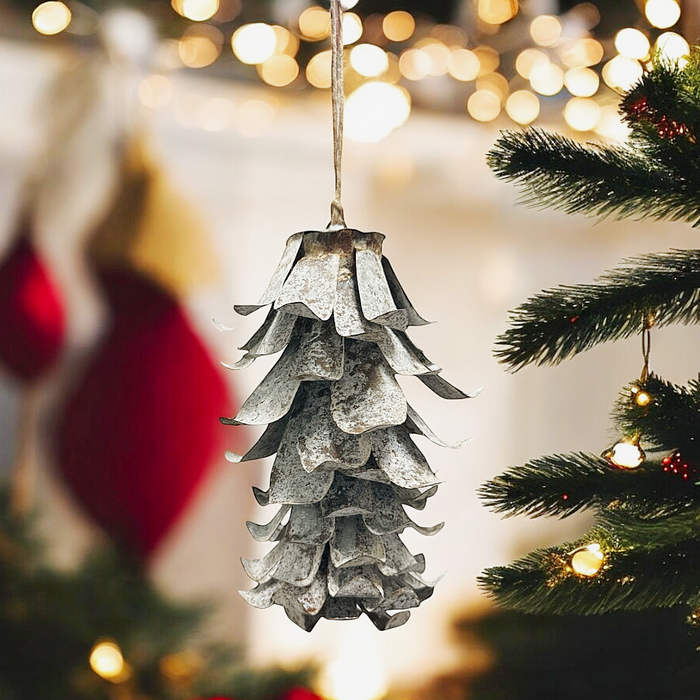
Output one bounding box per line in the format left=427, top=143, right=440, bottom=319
left=223, top=228, right=475, bottom=630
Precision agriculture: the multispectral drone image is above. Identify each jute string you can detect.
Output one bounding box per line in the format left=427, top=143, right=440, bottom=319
left=329, top=0, right=346, bottom=229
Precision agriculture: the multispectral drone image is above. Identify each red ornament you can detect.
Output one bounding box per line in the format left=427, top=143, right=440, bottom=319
left=57, top=268, right=236, bottom=558
left=0, top=235, right=65, bottom=383
left=661, top=451, right=698, bottom=481
left=279, top=688, right=325, bottom=700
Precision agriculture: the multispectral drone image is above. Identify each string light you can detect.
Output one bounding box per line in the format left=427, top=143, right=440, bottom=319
left=645, top=0, right=681, bottom=29
left=477, top=72, right=509, bottom=100
left=515, top=49, right=549, bottom=79
left=418, top=40, right=451, bottom=76
left=477, top=0, right=518, bottom=26
left=448, top=49, right=480, bottom=81
left=345, top=82, right=411, bottom=142
left=272, top=26, right=300, bottom=57
left=569, top=544, right=605, bottom=577
left=563, top=97, right=601, bottom=131
left=306, top=50, right=332, bottom=88
left=594, top=104, right=629, bottom=139
left=139, top=75, right=173, bottom=109
left=602, top=56, right=642, bottom=91
left=32, top=1, right=71, bottom=35
left=259, top=55, right=299, bottom=87
left=350, top=44, right=389, bottom=78
left=382, top=10, right=415, bottom=42
left=179, top=25, right=223, bottom=68
left=172, top=0, right=218, bottom=21
left=505, top=90, right=540, bottom=124
left=342, top=13, right=363, bottom=45
left=473, top=45, right=500, bottom=75
left=399, top=49, right=431, bottom=81
left=530, top=15, right=562, bottom=47
left=615, top=28, right=650, bottom=60
left=89, top=640, right=129, bottom=682
left=655, top=32, right=690, bottom=65
left=298, top=5, right=330, bottom=41
left=560, top=38, right=604, bottom=68
left=530, top=63, right=564, bottom=96
left=467, top=89, right=501, bottom=122
left=564, top=67, right=599, bottom=97
left=602, top=439, right=645, bottom=469
left=231, top=23, right=277, bottom=65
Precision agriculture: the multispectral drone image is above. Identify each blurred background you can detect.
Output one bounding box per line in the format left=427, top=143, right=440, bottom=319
left=2, top=0, right=700, bottom=699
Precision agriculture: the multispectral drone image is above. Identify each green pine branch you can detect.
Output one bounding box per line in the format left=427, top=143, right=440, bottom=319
left=613, top=374, right=700, bottom=456
left=495, top=249, right=700, bottom=370
left=487, top=128, right=700, bottom=226
left=479, top=530, right=700, bottom=615
left=479, top=452, right=699, bottom=520
left=599, top=508, right=700, bottom=549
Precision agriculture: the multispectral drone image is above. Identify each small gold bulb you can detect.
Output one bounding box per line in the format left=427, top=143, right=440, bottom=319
left=569, top=544, right=604, bottom=577
left=634, top=390, right=651, bottom=406
left=603, top=440, right=645, bottom=469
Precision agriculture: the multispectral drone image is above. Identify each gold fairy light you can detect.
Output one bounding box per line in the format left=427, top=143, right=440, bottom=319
left=299, top=5, right=331, bottom=41
left=179, top=25, right=223, bottom=68
left=569, top=544, right=605, bottom=577
left=306, top=50, right=332, bottom=88
left=467, top=89, right=501, bottom=122
left=449, top=49, right=480, bottom=81
left=478, top=0, right=518, bottom=25
left=564, top=67, right=599, bottom=97
left=563, top=97, right=602, bottom=132
left=32, top=1, right=71, bottom=35
left=505, top=90, right=540, bottom=125
left=645, top=0, right=681, bottom=29
left=350, top=44, right=389, bottom=78
left=259, top=55, right=300, bottom=87
left=530, top=15, right=562, bottom=47
left=231, top=23, right=277, bottom=65
left=382, top=10, right=415, bottom=42
left=515, top=49, right=549, bottom=79
left=615, top=28, right=651, bottom=60
left=530, top=63, right=564, bottom=96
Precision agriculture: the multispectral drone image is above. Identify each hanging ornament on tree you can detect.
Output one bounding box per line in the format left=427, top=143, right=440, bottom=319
left=223, top=0, right=477, bottom=631
left=661, top=451, right=698, bottom=480
left=58, top=137, right=239, bottom=559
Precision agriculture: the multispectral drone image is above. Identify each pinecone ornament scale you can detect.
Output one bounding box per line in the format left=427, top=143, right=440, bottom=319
left=224, top=228, right=475, bottom=630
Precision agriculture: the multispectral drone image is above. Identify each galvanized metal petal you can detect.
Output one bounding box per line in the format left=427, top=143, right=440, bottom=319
left=246, top=504, right=291, bottom=542
left=330, top=341, right=406, bottom=434
left=324, top=597, right=361, bottom=620
left=235, top=232, right=304, bottom=315
left=252, top=486, right=270, bottom=506
left=378, top=534, right=424, bottom=576
left=334, top=250, right=381, bottom=338
left=284, top=504, right=335, bottom=545
left=297, top=565, right=329, bottom=614
left=239, top=308, right=298, bottom=357
left=269, top=442, right=335, bottom=505
left=405, top=404, right=471, bottom=449
left=364, top=608, right=411, bottom=630
left=381, top=256, right=431, bottom=327
left=328, top=565, right=383, bottom=598
left=371, top=426, right=440, bottom=489
left=231, top=340, right=302, bottom=425
left=241, top=543, right=284, bottom=583
left=239, top=580, right=285, bottom=608
left=330, top=515, right=387, bottom=568
left=374, top=328, right=440, bottom=376
left=290, top=383, right=371, bottom=472
left=289, top=319, right=344, bottom=380
left=355, top=247, right=408, bottom=330
left=418, top=373, right=481, bottom=400
left=362, top=482, right=410, bottom=535
left=375, top=587, right=420, bottom=612
left=320, top=473, right=373, bottom=517
left=275, top=253, right=340, bottom=320
left=272, top=542, right=325, bottom=586
left=225, top=414, right=290, bottom=464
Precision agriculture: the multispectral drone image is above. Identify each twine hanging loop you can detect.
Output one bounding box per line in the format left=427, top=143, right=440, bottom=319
left=329, top=0, right=346, bottom=229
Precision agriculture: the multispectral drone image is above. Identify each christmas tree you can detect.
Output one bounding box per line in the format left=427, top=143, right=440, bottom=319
left=479, top=50, right=700, bottom=626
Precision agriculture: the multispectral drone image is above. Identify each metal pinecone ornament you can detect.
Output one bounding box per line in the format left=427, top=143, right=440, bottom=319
left=223, top=229, right=476, bottom=630
left=221, top=0, right=476, bottom=631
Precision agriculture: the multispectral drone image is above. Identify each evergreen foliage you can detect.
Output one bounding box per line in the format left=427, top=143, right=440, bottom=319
left=481, top=49, right=700, bottom=628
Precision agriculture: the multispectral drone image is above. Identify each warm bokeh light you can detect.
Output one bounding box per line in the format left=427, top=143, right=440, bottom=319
left=298, top=5, right=330, bottom=41
left=473, top=45, right=500, bottom=75
left=530, top=15, right=561, bottom=47
left=272, top=25, right=300, bottom=57
left=449, top=48, right=480, bottom=81
left=319, top=655, right=389, bottom=700
left=382, top=10, right=415, bottom=42
left=89, top=641, right=126, bottom=681
left=614, top=27, right=650, bottom=60
left=570, top=544, right=605, bottom=578
left=172, top=0, right=219, bottom=21
left=139, top=74, right=173, bottom=108
left=342, top=13, right=363, bottom=45
left=530, top=63, right=564, bottom=96
left=655, top=32, right=690, bottom=65
left=563, top=97, right=602, bottom=131
left=560, top=37, right=604, bottom=68
left=231, top=23, right=277, bottom=65
left=432, top=23, right=467, bottom=47
left=236, top=98, right=276, bottom=137
left=350, top=44, right=389, bottom=78
left=399, top=48, right=431, bottom=81
left=198, top=97, right=235, bottom=131
left=515, top=48, right=549, bottom=79
left=477, top=72, right=509, bottom=100
left=419, top=40, right=451, bottom=76
left=467, top=89, right=501, bottom=122
left=478, top=0, right=518, bottom=25
left=606, top=440, right=645, bottom=469
left=594, top=103, right=629, bottom=139
left=505, top=90, right=540, bottom=124
left=179, top=25, right=223, bottom=68
left=306, top=50, right=332, bottom=88
left=645, top=0, right=681, bottom=29
left=259, top=54, right=299, bottom=87
left=345, top=82, right=411, bottom=142
left=564, top=67, right=599, bottom=97
left=602, top=55, right=642, bottom=91
left=32, top=1, right=71, bottom=35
